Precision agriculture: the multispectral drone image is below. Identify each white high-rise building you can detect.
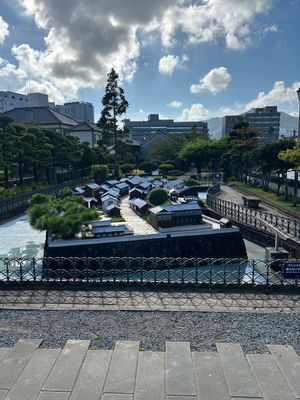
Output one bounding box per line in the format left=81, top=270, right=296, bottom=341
left=0, top=91, right=29, bottom=113
left=0, top=91, right=50, bottom=113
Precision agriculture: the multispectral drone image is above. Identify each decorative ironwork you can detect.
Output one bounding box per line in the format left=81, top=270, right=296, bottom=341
left=0, top=257, right=299, bottom=289
left=206, top=185, right=300, bottom=241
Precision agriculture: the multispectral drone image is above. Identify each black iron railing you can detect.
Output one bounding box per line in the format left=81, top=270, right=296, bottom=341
left=0, top=257, right=299, bottom=289
left=206, top=186, right=300, bottom=241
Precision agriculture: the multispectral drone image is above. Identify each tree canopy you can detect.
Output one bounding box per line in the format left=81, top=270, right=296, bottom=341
left=97, top=68, right=129, bottom=148
left=28, top=193, right=98, bottom=239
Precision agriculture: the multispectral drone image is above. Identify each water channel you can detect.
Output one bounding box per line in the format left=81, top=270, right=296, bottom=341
left=0, top=214, right=271, bottom=284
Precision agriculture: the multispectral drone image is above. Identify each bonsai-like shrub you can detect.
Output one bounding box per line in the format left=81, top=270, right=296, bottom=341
left=139, top=161, right=157, bottom=174
left=159, top=163, right=175, bottom=175
left=148, top=188, right=168, bottom=206
left=94, top=164, right=109, bottom=183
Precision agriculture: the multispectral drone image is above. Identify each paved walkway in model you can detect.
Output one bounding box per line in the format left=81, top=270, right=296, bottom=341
left=0, top=289, right=300, bottom=313
left=0, top=339, right=299, bottom=399
left=119, top=196, right=157, bottom=235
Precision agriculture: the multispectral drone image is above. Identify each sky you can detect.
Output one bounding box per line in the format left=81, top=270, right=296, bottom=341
left=0, top=0, right=299, bottom=122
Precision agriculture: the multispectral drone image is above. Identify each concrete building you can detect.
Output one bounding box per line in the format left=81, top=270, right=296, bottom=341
left=124, top=113, right=208, bottom=143
left=222, top=106, right=280, bottom=142
left=57, top=101, right=94, bottom=123
left=0, top=91, right=51, bottom=113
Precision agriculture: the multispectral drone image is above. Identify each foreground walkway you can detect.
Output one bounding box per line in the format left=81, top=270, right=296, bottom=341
left=0, top=339, right=299, bottom=399
left=1, top=289, right=300, bottom=313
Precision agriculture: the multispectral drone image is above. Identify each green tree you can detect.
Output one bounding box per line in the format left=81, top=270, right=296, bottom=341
left=97, top=68, right=129, bottom=148
left=159, top=163, right=175, bottom=175
left=120, top=163, right=135, bottom=175
left=148, top=188, right=168, bottom=206
left=0, top=116, right=15, bottom=188
left=279, top=141, right=300, bottom=206
left=94, top=164, right=109, bottom=183
left=139, top=161, right=157, bottom=174
left=29, top=193, right=98, bottom=239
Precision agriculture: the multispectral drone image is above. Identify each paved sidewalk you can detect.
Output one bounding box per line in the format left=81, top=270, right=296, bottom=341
left=0, top=289, right=300, bottom=312
left=0, top=339, right=299, bottom=399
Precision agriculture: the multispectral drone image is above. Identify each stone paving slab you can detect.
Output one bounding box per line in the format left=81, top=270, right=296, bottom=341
left=0, top=339, right=42, bottom=390
left=43, top=340, right=90, bottom=392
left=134, top=351, right=165, bottom=400
left=216, top=343, right=262, bottom=398
left=69, top=350, right=112, bottom=400
left=247, top=354, right=295, bottom=400
left=103, top=341, right=139, bottom=394
left=268, top=345, right=300, bottom=398
left=166, top=341, right=196, bottom=396
left=1, top=289, right=300, bottom=313
left=4, top=349, right=60, bottom=400
left=192, top=352, right=230, bottom=400
left=0, top=340, right=299, bottom=399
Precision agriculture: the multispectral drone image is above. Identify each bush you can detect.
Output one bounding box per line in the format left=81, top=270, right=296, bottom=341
left=94, top=165, right=109, bottom=183
left=120, top=163, right=135, bottom=175
left=159, top=163, right=175, bottom=175
left=139, top=161, right=157, bottom=174
left=185, top=178, right=200, bottom=186
left=227, top=176, right=238, bottom=184
left=148, top=188, right=168, bottom=206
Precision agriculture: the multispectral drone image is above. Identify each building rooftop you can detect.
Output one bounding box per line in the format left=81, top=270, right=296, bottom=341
left=130, top=198, right=148, bottom=208
left=86, top=183, right=101, bottom=190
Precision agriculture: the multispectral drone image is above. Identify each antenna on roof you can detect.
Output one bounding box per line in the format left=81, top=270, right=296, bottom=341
left=28, top=71, right=32, bottom=94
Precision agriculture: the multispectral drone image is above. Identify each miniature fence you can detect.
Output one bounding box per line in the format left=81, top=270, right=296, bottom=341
left=0, top=257, right=299, bottom=289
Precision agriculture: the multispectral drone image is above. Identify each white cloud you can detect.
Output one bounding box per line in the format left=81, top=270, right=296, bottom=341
left=167, top=100, right=183, bottom=108
left=0, top=0, right=178, bottom=101
left=161, top=0, right=273, bottom=50
left=158, top=54, right=188, bottom=75
left=246, top=81, right=300, bottom=110
left=289, top=111, right=299, bottom=118
left=0, top=0, right=275, bottom=102
left=263, top=24, right=278, bottom=34
left=190, top=67, right=231, bottom=95
left=0, top=16, right=9, bottom=45
left=176, top=103, right=209, bottom=121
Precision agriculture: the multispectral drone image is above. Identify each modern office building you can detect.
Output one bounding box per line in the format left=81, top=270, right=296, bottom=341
left=124, top=113, right=208, bottom=143
left=56, top=101, right=94, bottom=123
left=222, top=106, right=280, bottom=142
left=0, top=91, right=52, bottom=113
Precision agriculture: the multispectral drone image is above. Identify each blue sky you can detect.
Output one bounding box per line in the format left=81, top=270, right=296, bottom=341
left=0, top=0, right=299, bottom=122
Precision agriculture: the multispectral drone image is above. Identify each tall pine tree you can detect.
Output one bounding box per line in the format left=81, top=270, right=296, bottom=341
left=97, top=68, right=129, bottom=149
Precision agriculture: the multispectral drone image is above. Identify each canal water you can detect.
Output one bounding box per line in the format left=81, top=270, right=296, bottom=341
left=0, top=214, right=271, bottom=284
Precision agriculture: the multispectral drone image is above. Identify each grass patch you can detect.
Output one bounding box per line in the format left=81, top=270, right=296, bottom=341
left=110, top=216, right=126, bottom=222
left=236, top=182, right=300, bottom=216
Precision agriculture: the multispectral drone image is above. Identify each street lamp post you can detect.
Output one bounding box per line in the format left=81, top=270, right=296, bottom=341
left=293, top=88, right=300, bottom=206
left=297, top=88, right=300, bottom=140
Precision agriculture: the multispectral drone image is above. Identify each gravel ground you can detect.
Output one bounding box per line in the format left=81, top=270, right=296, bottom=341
left=0, top=310, right=299, bottom=353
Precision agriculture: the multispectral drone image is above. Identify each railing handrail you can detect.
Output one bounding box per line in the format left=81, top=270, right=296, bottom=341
left=0, top=256, right=299, bottom=289
left=206, top=190, right=300, bottom=241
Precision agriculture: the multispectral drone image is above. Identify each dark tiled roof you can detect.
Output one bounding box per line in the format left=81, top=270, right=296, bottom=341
left=2, top=107, right=78, bottom=126
left=130, top=198, right=148, bottom=208
left=69, top=121, right=103, bottom=132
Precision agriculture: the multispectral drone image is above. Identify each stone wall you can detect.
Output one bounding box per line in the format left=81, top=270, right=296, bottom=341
left=45, top=230, right=247, bottom=262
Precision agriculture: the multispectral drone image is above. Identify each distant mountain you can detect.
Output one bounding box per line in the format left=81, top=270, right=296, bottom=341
left=279, top=111, right=298, bottom=136
left=206, top=117, right=222, bottom=138
left=206, top=111, right=298, bottom=139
